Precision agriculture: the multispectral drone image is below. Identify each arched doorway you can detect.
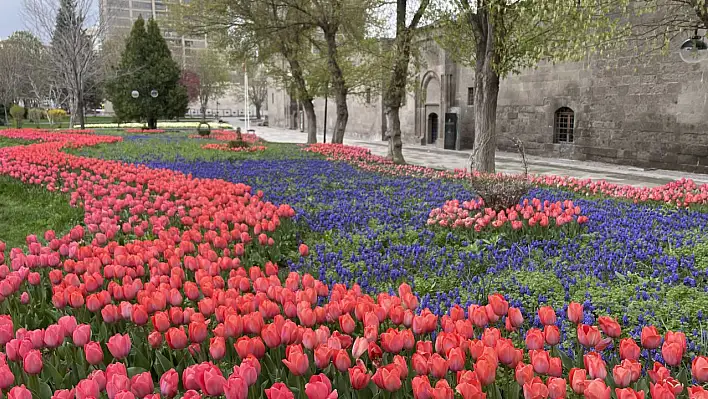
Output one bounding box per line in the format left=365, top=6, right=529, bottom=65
left=421, top=71, right=440, bottom=145
left=428, top=113, right=439, bottom=144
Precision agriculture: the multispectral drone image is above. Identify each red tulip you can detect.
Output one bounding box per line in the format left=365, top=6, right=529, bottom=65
left=224, top=374, right=248, bottom=399
left=8, top=385, right=32, bottom=399
left=488, top=294, right=509, bottom=316
left=429, top=353, right=449, bottom=379
left=548, top=357, right=562, bottom=377
left=131, top=372, right=154, bottom=398
left=166, top=327, right=188, bottom=349
left=507, top=307, right=524, bottom=328
left=693, top=356, right=708, bottom=383
left=530, top=350, right=550, bottom=375
left=569, top=368, right=587, bottom=394
left=305, top=374, right=336, bottom=399
left=182, top=390, right=202, bottom=399
left=339, top=314, right=355, bottom=334
left=597, top=316, right=621, bottom=338
left=648, top=361, right=671, bottom=383
left=238, top=356, right=260, bottom=386
left=448, top=347, right=466, bottom=372
left=689, top=386, right=708, bottom=399
left=613, top=364, right=633, bottom=388
left=368, top=341, right=383, bottom=361
left=457, top=379, right=486, bottom=399
left=662, top=340, right=684, bottom=366
left=525, top=328, right=545, bottom=350
left=567, top=302, right=583, bottom=324
left=615, top=388, right=645, bottom=399
left=51, top=389, right=74, bottom=399
left=543, top=325, right=560, bottom=346
left=265, top=383, right=295, bottom=399
left=641, top=326, right=662, bottom=349
left=547, top=377, right=566, bottom=399
left=209, top=336, right=226, bottom=360
left=651, top=381, right=678, bottom=399
left=584, top=352, right=607, bottom=380
left=584, top=379, right=611, bottom=399
left=348, top=360, right=371, bottom=390
left=160, top=369, right=179, bottom=398
left=72, top=324, right=91, bottom=347
left=299, top=244, right=309, bottom=256
left=333, top=349, right=351, bottom=372
left=523, top=377, right=549, bottom=399
left=107, top=373, right=131, bottom=399
left=148, top=331, right=163, bottom=348
left=475, top=357, right=497, bottom=386
left=619, top=338, right=640, bottom=360
left=432, top=379, right=454, bottom=399
left=84, top=341, right=104, bottom=365
left=538, top=306, right=556, bottom=325
left=412, top=375, right=433, bottom=399
left=202, top=367, right=227, bottom=396
left=372, top=364, right=402, bottom=392
left=314, top=345, right=332, bottom=369
left=76, top=379, right=100, bottom=399
left=515, top=362, right=534, bottom=386
left=44, top=324, right=65, bottom=348
left=22, top=349, right=43, bottom=374
left=107, top=333, right=131, bottom=359
left=0, top=364, right=14, bottom=389
left=470, top=305, right=488, bottom=327
left=283, top=344, right=309, bottom=376
left=577, top=324, right=601, bottom=347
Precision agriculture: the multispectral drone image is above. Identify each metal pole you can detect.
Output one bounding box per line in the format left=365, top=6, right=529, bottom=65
left=323, top=79, right=328, bottom=143
left=244, top=63, right=249, bottom=130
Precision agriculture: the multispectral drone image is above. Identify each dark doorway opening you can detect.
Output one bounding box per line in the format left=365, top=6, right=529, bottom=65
left=428, top=113, right=438, bottom=144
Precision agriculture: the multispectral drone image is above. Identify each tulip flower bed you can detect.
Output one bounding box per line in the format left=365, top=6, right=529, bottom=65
left=188, top=132, right=262, bottom=144
left=201, top=144, right=268, bottom=153
left=427, top=198, right=588, bottom=234
left=124, top=130, right=166, bottom=134
left=303, top=144, right=708, bottom=207
left=0, top=129, right=707, bottom=398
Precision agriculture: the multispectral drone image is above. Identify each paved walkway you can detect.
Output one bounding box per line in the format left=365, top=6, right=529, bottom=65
left=227, top=119, right=708, bottom=187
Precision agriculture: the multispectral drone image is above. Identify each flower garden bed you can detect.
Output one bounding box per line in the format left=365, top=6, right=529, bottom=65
left=0, top=129, right=706, bottom=398
left=201, top=143, right=268, bottom=153
left=124, top=129, right=166, bottom=134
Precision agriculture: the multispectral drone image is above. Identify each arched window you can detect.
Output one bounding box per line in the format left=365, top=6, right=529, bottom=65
left=554, top=107, right=575, bottom=143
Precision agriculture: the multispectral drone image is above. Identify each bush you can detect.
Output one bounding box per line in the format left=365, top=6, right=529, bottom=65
left=28, top=108, right=44, bottom=124
left=197, top=122, right=211, bottom=137
left=227, top=139, right=249, bottom=149
left=470, top=175, right=531, bottom=211
left=9, top=105, right=25, bottom=128
left=47, top=109, right=67, bottom=127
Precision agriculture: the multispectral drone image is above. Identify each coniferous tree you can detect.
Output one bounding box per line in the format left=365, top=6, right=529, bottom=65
left=106, top=17, right=188, bottom=128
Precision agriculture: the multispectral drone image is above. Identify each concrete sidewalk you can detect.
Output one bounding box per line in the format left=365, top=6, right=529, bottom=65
left=232, top=120, right=708, bottom=187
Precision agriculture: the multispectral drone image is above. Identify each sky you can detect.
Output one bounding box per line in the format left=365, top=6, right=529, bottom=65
left=0, top=1, right=26, bottom=38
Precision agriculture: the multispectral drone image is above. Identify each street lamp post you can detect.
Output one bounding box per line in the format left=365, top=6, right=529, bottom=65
left=323, top=79, right=329, bottom=144
left=216, top=101, right=220, bottom=120
left=679, top=30, right=708, bottom=63
left=131, top=89, right=159, bottom=129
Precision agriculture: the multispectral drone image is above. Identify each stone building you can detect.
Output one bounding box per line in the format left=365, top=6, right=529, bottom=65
left=269, top=37, right=708, bottom=174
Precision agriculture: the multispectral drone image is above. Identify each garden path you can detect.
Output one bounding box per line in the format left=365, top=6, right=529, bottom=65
left=226, top=119, right=708, bottom=187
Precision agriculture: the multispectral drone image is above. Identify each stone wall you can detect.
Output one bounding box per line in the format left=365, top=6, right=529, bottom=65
left=268, top=38, right=708, bottom=173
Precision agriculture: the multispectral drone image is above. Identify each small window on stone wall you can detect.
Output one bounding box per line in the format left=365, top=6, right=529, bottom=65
left=365, top=88, right=371, bottom=104
left=467, top=87, right=474, bottom=106
left=554, top=107, right=574, bottom=143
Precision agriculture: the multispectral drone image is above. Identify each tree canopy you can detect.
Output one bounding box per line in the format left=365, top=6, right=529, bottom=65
left=106, top=17, right=189, bottom=128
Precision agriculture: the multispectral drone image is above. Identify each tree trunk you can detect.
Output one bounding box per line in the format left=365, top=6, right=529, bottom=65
left=387, top=107, right=405, bottom=164
left=148, top=117, right=157, bottom=129
left=77, top=88, right=86, bottom=129
left=469, top=13, right=500, bottom=173
left=255, top=104, right=262, bottom=120
left=301, top=99, right=317, bottom=144
left=324, top=30, right=348, bottom=144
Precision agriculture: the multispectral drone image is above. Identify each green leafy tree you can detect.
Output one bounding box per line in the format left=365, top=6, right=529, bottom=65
left=186, top=49, right=231, bottom=122
left=106, top=17, right=188, bottom=129
left=10, top=105, right=25, bottom=128
left=437, top=0, right=626, bottom=172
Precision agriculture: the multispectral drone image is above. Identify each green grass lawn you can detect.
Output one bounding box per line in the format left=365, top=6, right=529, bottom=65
left=69, top=132, right=320, bottom=162
left=0, top=137, right=33, bottom=148
left=0, top=176, right=84, bottom=250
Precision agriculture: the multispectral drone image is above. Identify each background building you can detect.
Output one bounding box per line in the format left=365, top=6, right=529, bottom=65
left=269, top=36, right=708, bottom=174
left=99, top=0, right=259, bottom=119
